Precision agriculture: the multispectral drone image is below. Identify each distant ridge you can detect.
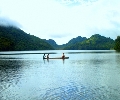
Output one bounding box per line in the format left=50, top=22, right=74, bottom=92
left=63, top=34, right=115, bottom=50
left=43, top=39, right=58, bottom=48
left=44, top=34, right=114, bottom=50
left=0, top=25, right=115, bottom=51
left=44, top=36, right=87, bottom=50
left=67, top=36, right=87, bottom=45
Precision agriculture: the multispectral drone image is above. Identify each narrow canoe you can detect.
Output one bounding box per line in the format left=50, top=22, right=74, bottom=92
left=43, top=57, right=69, bottom=59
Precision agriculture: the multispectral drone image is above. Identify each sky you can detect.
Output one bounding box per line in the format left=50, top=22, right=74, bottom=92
left=0, top=0, right=120, bottom=45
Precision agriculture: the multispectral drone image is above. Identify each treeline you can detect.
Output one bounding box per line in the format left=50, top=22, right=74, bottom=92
left=45, top=34, right=115, bottom=50
left=63, top=34, right=115, bottom=50
left=0, top=25, right=119, bottom=51
left=0, top=26, right=54, bottom=51
left=44, top=36, right=87, bottom=50
left=114, top=36, right=120, bottom=51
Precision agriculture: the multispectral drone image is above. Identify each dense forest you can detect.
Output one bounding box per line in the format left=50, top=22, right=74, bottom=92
left=43, top=39, right=58, bottom=48
left=63, top=34, right=115, bottom=50
left=0, top=25, right=118, bottom=51
left=44, top=36, right=87, bottom=49
left=67, top=36, right=87, bottom=45
left=45, top=34, right=115, bottom=50
left=0, top=26, right=54, bottom=51
left=114, top=36, right=120, bottom=51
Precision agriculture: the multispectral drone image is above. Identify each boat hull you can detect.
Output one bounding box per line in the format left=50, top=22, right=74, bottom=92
left=43, top=57, right=69, bottom=59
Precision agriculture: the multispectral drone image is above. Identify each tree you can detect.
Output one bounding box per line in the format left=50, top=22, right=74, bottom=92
left=63, top=34, right=114, bottom=50
left=0, top=26, right=54, bottom=51
left=114, top=36, right=120, bottom=51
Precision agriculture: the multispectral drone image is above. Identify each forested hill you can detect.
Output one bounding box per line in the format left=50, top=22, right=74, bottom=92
left=44, top=36, right=87, bottom=50
left=63, top=34, right=115, bottom=50
left=43, top=39, right=58, bottom=48
left=67, top=36, right=87, bottom=45
left=0, top=25, right=116, bottom=51
left=114, top=36, right=120, bottom=51
left=0, top=26, right=54, bottom=51
left=44, top=34, right=115, bottom=50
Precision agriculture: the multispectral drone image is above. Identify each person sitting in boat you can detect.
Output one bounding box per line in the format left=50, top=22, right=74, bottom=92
left=43, top=54, right=46, bottom=59
left=47, top=54, right=49, bottom=59
left=62, top=53, right=65, bottom=59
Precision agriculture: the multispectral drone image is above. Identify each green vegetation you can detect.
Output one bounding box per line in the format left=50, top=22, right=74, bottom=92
left=67, top=36, right=87, bottom=45
left=44, top=36, right=87, bottom=50
left=0, top=25, right=116, bottom=51
left=44, top=34, right=114, bottom=50
left=0, top=26, right=54, bottom=51
left=43, top=39, right=58, bottom=48
left=63, top=34, right=115, bottom=50
left=114, top=36, right=120, bottom=51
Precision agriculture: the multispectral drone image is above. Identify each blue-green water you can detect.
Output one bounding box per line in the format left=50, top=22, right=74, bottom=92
left=0, top=50, right=120, bottom=100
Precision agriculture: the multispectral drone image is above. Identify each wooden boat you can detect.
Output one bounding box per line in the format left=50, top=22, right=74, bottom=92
left=43, top=57, right=69, bottom=59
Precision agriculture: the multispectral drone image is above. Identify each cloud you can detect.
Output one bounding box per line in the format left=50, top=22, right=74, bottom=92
left=0, top=0, right=120, bottom=44
left=24, top=0, right=120, bottom=44
left=49, top=32, right=71, bottom=38
left=0, top=16, right=22, bottom=28
left=56, top=0, right=98, bottom=6
left=110, top=21, right=120, bottom=28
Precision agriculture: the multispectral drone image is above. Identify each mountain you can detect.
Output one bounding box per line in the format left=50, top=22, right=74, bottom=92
left=43, top=39, right=58, bottom=48
left=114, top=36, right=120, bottom=51
left=0, top=26, right=54, bottom=51
left=0, top=25, right=115, bottom=51
left=43, top=34, right=114, bottom=50
left=63, top=34, right=115, bottom=50
left=44, top=36, right=87, bottom=50
left=67, top=36, right=87, bottom=45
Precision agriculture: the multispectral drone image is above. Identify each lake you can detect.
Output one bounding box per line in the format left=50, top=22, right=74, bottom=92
left=0, top=50, right=120, bottom=100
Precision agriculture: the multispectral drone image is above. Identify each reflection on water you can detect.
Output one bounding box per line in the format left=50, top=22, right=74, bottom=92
left=38, top=83, right=120, bottom=100
left=0, top=50, right=120, bottom=100
left=0, top=60, right=22, bottom=92
left=43, top=59, right=65, bottom=64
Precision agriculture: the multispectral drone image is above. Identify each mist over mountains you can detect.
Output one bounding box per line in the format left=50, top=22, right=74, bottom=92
left=0, top=0, right=120, bottom=45
left=0, top=25, right=54, bottom=51
left=0, top=17, right=22, bottom=28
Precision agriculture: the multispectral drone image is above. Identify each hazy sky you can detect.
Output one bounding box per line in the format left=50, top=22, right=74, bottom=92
left=0, top=0, right=120, bottom=44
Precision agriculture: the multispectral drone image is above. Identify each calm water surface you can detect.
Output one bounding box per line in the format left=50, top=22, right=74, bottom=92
left=0, top=50, right=120, bottom=100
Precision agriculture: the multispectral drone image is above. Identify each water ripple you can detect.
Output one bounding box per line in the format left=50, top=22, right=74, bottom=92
left=31, top=83, right=120, bottom=100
